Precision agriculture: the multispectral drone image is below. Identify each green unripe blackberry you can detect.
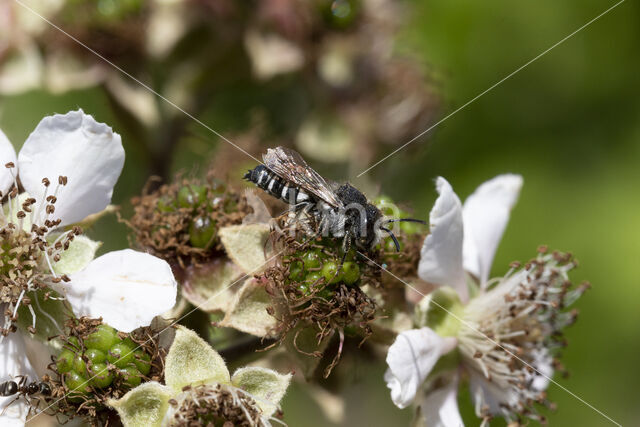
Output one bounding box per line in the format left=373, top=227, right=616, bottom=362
left=67, top=336, right=80, bottom=349
left=177, top=185, right=207, bottom=208
left=133, top=351, right=152, bottom=376
left=85, top=348, right=106, bottom=364
left=321, top=261, right=342, bottom=284
left=56, top=349, right=75, bottom=374
left=65, top=371, right=90, bottom=396
left=120, top=366, right=142, bottom=388
left=341, top=262, right=360, bottom=285
left=188, top=216, right=217, bottom=249
left=288, top=260, right=305, bottom=281
left=122, top=337, right=137, bottom=348
left=57, top=324, right=152, bottom=397
left=89, top=363, right=113, bottom=388
left=302, top=250, right=323, bottom=269
left=72, top=355, right=86, bottom=374
left=305, top=271, right=324, bottom=286
left=297, top=282, right=311, bottom=295
left=107, top=342, right=136, bottom=369
left=85, top=325, right=119, bottom=353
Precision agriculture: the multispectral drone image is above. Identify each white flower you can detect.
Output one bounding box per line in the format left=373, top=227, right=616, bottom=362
left=0, top=110, right=178, bottom=425
left=385, top=175, right=587, bottom=426
left=0, top=332, right=38, bottom=426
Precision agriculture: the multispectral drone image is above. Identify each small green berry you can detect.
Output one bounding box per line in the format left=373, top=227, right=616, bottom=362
left=56, top=349, right=75, bottom=374
left=302, top=250, right=322, bottom=269
left=209, top=195, right=224, bottom=210
left=66, top=336, right=80, bottom=350
left=65, top=371, right=90, bottom=395
left=85, top=325, right=119, bottom=353
left=373, top=195, right=398, bottom=217
left=297, top=282, right=311, bottom=295
left=321, top=261, right=342, bottom=284
left=133, top=351, right=152, bottom=376
left=341, top=261, right=360, bottom=285
left=305, top=271, right=324, bottom=285
left=373, top=195, right=394, bottom=206
left=288, top=260, right=305, bottom=281
left=72, top=355, right=86, bottom=374
left=177, top=185, right=206, bottom=208
left=188, top=216, right=217, bottom=249
left=122, top=337, right=137, bottom=348
left=120, top=366, right=142, bottom=388
left=108, top=342, right=135, bottom=368
left=89, top=363, right=113, bottom=388
left=86, top=348, right=106, bottom=364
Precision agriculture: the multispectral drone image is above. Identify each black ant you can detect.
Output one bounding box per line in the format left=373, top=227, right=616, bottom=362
left=0, top=376, right=51, bottom=415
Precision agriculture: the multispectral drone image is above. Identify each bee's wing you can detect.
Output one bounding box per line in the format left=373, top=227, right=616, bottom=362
left=263, top=147, right=343, bottom=207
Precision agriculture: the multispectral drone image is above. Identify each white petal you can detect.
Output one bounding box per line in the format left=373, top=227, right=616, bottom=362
left=469, top=370, right=518, bottom=418
left=0, top=331, right=37, bottom=427
left=59, top=250, right=177, bottom=333
left=530, top=349, right=554, bottom=392
left=0, top=129, right=17, bottom=195
left=18, top=110, right=124, bottom=227
left=418, top=375, right=464, bottom=427
left=384, top=327, right=449, bottom=409
left=462, top=174, right=522, bottom=287
left=418, top=177, right=467, bottom=301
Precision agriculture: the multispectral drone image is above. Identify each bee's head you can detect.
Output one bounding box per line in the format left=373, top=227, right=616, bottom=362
left=356, top=203, right=384, bottom=250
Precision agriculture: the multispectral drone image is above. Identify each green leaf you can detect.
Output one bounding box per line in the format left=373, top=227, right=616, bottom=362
left=219, top=224, right=271, bottom=274
left=165, top=326, right=230, bottom=392
left=181, top=259, right=244, bottom=313
left=220, top=279, right=277, bottom=338
left=107, top=382, right=173, bottom=427
left=231, top=367, right=291, bottom=416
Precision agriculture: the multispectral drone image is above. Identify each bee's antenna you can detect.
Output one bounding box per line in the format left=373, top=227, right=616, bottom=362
left=380, top=226, right=401, bottom=252
left=384, top=218, right=427, bottom=225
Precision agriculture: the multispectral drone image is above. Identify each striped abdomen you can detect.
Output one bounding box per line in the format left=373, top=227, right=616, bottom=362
left=244, top=165, right=311, bottom=206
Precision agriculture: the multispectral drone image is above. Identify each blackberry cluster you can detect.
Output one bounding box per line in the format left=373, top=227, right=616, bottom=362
left=127, top=176, right=251, bottom=268
left=55, top=324, right=151, bottom=399
left=373, top=196, right=426, bottom=278
left=286, top=244, right=361, bottom=299
left=157, top=181, right=231, bottom=250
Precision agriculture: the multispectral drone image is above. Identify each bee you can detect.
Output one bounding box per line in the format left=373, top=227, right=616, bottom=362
left=0, top=376, right=51, bottom=415
left=244, top=147, right=424, bottom=259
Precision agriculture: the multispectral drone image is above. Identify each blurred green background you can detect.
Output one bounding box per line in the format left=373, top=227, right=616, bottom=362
left=1, top=0, right=638, bottom=425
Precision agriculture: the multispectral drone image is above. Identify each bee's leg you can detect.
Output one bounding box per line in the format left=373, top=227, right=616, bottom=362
left=338, top=230, right=353, bottom=273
